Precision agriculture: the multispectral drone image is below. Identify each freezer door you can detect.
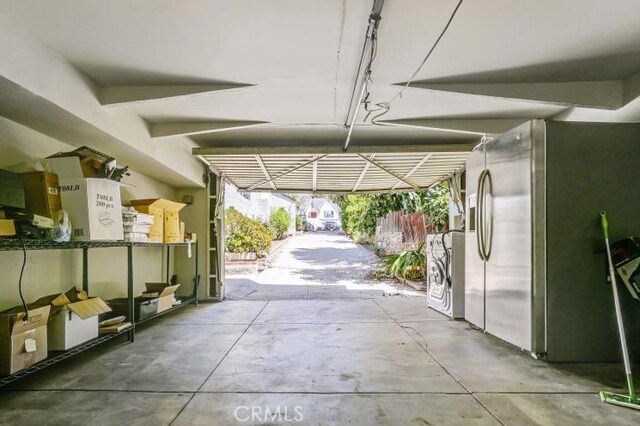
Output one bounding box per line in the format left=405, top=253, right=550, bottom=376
left=464, top=145, right=486, bottom=328
left=484, top=124, right=533, bottom=351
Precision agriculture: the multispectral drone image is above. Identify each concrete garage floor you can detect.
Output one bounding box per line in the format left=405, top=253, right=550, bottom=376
left=1, top=234, right=640, bottom=425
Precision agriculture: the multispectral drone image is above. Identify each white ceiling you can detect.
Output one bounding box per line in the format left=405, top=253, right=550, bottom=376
left=1, top=0, right=640, bottom=190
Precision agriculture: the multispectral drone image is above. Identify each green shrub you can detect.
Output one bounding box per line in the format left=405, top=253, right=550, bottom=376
left=224, top=207, right=272, bottom=255
left=380, top=243, right=426, bottom=282
left=269, top=207, right=291, bottom=240
left=295, top=215, right=304, bottom=232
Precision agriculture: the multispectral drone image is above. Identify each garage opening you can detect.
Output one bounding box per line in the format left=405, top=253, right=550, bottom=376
left=196, top=147, right=468, bottom=302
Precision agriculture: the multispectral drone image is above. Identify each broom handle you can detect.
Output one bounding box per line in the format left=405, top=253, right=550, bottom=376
left=601, top=211, right=636, bottom=398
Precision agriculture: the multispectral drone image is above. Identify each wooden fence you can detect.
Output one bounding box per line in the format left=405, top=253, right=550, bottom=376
left=376, top=211, right=441, bottom=245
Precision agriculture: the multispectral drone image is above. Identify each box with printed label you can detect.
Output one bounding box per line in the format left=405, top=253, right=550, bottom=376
left=0, top=305, right=50, bottom=375
left=21, top=171, right=62, bottom=219
left=59, top=178, right=124, bottom=241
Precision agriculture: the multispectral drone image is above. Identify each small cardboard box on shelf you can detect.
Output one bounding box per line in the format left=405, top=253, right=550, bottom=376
left=0, top=305, right=50, bottom=375
left=32, top=287, right=112, bottom=351
left=20, top=171, right=62, bottom=219
left=0, top=219, right=16, bottom=236
left=143, top=283, right=181, bottom=313
left=59, top=178, right=124, bottom=241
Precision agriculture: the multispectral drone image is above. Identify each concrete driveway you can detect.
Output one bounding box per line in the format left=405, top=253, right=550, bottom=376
left=226, top=232, right=421, bottom=300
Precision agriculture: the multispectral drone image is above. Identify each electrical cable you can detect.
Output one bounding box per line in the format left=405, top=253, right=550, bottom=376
left=18, top=237, right=29, bottom=320
left=369, top=0, right=465, bottom=124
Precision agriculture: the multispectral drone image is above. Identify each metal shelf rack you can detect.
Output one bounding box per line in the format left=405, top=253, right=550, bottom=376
left=0, top=239, right=199, bottom=388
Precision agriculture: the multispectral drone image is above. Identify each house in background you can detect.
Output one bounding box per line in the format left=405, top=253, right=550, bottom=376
left=299, top=196, right=341, bottom=230
left=224, top=183, right=296, bottom=236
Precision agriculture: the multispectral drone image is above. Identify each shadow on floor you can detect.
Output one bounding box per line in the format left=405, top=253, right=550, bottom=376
left=225, top=277, right=387, bottom=301
left=289, top=266, right=374, bottom=283
left=287, top=247, right=374, bottom=266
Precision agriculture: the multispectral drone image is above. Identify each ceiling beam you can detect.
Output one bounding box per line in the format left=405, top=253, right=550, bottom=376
left=193, top=143, right=474, bottom=156
left=379, top=118, right=529, bottom=135
left=248, top=187, right=428, bottom=195
left=404, top=81, right=624, bottom=110
left=352, top=154, right=374, bottom=192
left=255, top=155, right=277, bottom=190
left=312, top=155, right=318, bottom=192
left=99, top=83, right=253, bottom=106
left=149, top=120, right=268, bottom=138
left=247, top=155, right=328, bottom=191
left=623, top=69, right=640, bottom=105
left=356, top=154, right=419, bottom=190
left=390, top=153, right=432, bottom=191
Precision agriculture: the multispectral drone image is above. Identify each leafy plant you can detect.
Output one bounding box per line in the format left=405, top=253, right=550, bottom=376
left=295, top=215, right=304, bottom=232
left=224, top=207, right=272, bottom=256
left=380, top=243, right=426, bottom=282
left=268, top=207, right=291, bottom=240
left=331, top=181, right=450, bottom=237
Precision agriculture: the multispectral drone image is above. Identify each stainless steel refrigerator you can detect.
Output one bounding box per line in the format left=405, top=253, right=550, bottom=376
left=465, top=120, right=640, bottom=362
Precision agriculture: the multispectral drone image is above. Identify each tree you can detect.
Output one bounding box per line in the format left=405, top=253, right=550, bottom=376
left=269, top=207, right=291, bottom=240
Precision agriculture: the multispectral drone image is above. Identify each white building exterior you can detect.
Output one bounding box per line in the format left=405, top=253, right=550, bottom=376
left=299, top=197, right=341, bottom=230
left=224, top=183, right=297, bottom=235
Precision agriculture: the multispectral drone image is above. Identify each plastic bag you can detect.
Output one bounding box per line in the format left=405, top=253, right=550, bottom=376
left=50, top=210, right=72, bottom=242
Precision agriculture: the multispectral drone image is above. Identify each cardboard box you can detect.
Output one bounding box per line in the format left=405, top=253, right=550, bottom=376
left=21, top=171, right=62, bottom=219
left=32, top=288, right=112, bottom=351
left=46, top=147, right=116, bottom=179
left=0, top=305, right=50, bottom=375
left=59, top=178, right=124, bottom=240
left=143, top=283, right=180, bottom=313
left=131, top=199, right=185, bottom=243
left=0, top=219, right=16, bottom=236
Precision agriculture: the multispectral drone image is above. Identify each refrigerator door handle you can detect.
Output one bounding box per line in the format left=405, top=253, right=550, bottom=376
left=476, top=169, right=487, bottom=260
left=483, top=169, right=494, bottom=260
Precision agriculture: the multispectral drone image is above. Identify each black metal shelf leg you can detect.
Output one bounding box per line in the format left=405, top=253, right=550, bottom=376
left=194, top=242, right=199, bottom=306
left=165, top=245, right=170, bottom=283
left=127, top=244, right=135, bottom=343
left=82, top=247, right=89, bottom=293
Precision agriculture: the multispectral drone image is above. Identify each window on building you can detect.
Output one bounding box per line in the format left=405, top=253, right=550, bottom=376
left=324, top=210, right=334, bottom=218
left=240, top=191, right=251, bottom=200
left=309, top=211, right=317, bottom=218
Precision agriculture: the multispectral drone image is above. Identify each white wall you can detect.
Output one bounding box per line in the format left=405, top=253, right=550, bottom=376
left=0, top=117, right=179, bottom=310
left=224, top=183, right=263, bottom=221
left=224, top=184, right=297, bottom=235
left=174, top=187, right=210, bottom=300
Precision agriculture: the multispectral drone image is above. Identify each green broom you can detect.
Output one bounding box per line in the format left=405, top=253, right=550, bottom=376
left=599, top=211, right=640, bottom=410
